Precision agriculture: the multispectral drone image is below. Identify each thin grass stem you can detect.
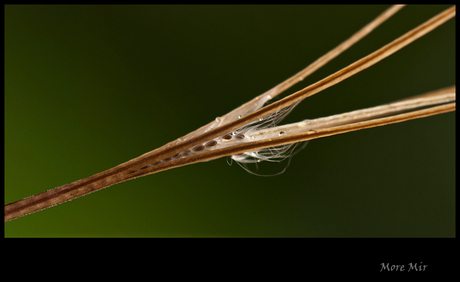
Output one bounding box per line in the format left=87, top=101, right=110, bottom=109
left=4, top=6, right=455, bottom=222
left=124, top=87, right=455, bottom=179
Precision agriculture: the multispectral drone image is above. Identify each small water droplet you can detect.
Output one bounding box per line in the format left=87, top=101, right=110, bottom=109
left=222, top=134, right=232, bottom=140
left=279, top=131, right=286, bottom=136
left=193, top=145, right=205, bottom=152
left=238, top=115, right=243, bottom=119
left=205, top=140, right=217, bottom=148
left=215, top=117, right=221, bottom=122
left=259, top=118, right=264, bottom=121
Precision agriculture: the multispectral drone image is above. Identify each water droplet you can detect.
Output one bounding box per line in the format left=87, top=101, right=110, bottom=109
left=205, top=140, right=217, bottom=148
left=259, top=118, right=264, bottom=121
left=279, top=131, right=286, bottom=136
left=238, top=115, right=243, bottom=119
left=222, top=134, right=232, bottom=140
left=215, top=117, right=221, bottom=122
left=193, top=145, right=205, bottom=152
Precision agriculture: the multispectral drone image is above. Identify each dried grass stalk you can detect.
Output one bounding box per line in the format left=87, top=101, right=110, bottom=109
left=4, top=6, right=455, bottom=222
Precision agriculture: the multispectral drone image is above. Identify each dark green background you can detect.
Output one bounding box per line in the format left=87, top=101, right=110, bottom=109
left=5, top=5, right=454, bottom=237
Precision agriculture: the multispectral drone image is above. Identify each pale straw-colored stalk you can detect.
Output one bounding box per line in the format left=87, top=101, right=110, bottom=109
left=4, top=5, right=455, bottom=222
left=237, top=88, right=456, bottom=143
left=124, top=87, right=455, bottom=178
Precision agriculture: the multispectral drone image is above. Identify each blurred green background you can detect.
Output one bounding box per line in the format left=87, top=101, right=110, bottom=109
left=5, top=5, right=454, bottom=237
